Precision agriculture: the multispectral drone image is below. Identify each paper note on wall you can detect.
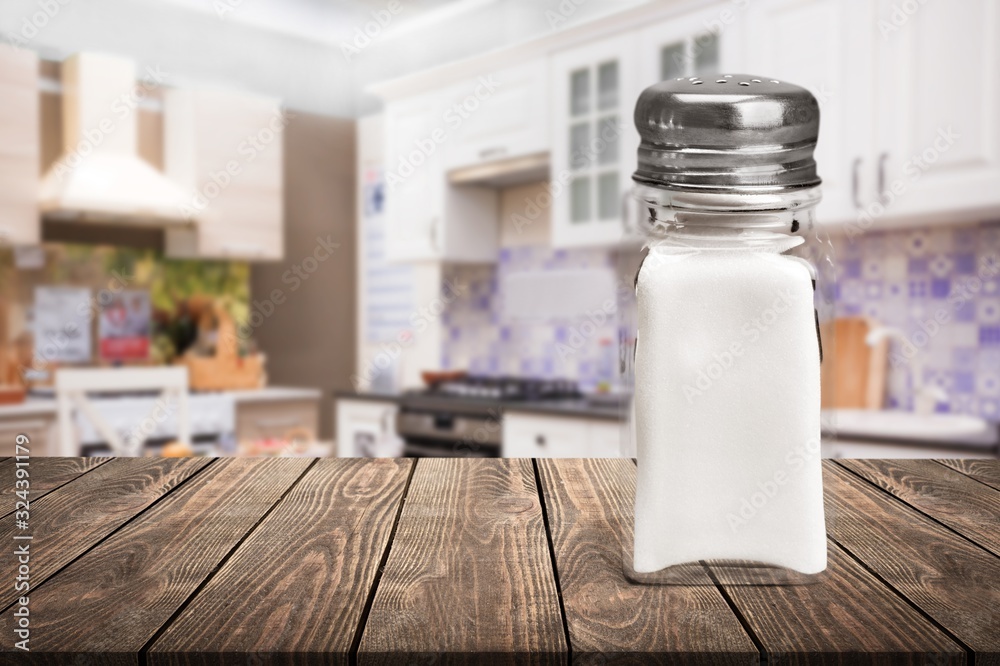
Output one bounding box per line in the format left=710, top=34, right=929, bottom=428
left=34, top=287, right=92, bottom=364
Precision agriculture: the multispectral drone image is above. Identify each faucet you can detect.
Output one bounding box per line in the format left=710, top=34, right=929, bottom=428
left=865, top=325, right=947, bottom=415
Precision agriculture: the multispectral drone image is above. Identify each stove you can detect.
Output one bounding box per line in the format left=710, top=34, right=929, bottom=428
left=396, top=376, right=581, bottom=458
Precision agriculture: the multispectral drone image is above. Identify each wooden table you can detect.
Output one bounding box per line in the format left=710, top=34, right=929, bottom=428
left=0, top=457, right=998, bottom=665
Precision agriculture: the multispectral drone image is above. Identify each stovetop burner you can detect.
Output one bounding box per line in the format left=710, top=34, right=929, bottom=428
left=415, top=375, right=582, bottom=402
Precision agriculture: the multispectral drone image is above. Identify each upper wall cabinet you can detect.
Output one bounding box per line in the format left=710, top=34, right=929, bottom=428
left=744, top=0, right=872, bottom=227
left=638, top=2, right=746, bottom=90
left=383, top=92, right=497, bottom=263
left=445, top=61, right=549, bottom=171
left=0, top=48, right=39, bottom=246
left=746, top=0, right=1000, bottom=229
left=550, top=33, right=639, bottom=248
left=874, top=0, right=1000, bottom=223
left=163, top=88, right=284, bottom=261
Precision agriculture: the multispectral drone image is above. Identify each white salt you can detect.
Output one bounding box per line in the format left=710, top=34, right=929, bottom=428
left=633, top=238, right=827, bottom=575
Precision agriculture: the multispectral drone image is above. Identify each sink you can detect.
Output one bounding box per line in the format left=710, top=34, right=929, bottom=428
left=823, top=409, right=997, bottom=447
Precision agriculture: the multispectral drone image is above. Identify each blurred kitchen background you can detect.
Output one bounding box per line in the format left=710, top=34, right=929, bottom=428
left=0, top=0, right=997, bottom=459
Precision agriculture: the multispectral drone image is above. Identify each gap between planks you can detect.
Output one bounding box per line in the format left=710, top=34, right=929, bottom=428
left=0, top=457, right=219, bottom=616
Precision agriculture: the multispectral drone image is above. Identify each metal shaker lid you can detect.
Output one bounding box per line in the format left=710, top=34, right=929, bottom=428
left=633, top=74, right=821, bottom=192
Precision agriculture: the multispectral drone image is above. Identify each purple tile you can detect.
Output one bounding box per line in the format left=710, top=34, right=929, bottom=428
left=954, top=253, right=976, bottom=273
left=842, top=259, right=861, bottom=278
left=953, top=371, right=975, bottom=393
left=955, top=299, right=976, bottom=321
left=980, top=326, right=1000, bottom=345
left=909, top=280, right=928, bottom=297
left=931, top=278, right=950, bottom=298
left=908, top=258, right=928, bottom=274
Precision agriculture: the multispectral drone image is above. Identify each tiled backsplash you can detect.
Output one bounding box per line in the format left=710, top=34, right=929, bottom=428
left=832, top=222, right=1000, bottom=419
left=441, top=246, right=626, bottom=391
left=442, top=221, right=1000, bottom=419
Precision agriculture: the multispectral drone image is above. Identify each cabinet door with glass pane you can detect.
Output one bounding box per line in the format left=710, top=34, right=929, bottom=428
left=638, top=5, right=745, bottom=92
left=551, top=34, right=639, bottom=248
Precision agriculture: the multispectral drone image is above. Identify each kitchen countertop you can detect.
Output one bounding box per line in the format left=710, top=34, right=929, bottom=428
left=336, top=389, right=626, bottom=420
left=0, top=386, right=324, bottom=419
left=3, top=456, right=997, bottom=662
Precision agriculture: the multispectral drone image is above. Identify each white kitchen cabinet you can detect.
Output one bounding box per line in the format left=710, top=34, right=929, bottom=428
left=0, top=48, right=39, bottom=246
left=874, top=0, right=1000, bottom=223
left=502, top=411, right=623, bottom=458
left=163, top=87, right=284, bottom=260
left=550, top=33, right=640, bottom=248
left=745, top=0, right=1000, bottom=228
left=638, top=2, right=746, bottom=89
left=335, top=398, right=400, bottom=457
left=445, top=60, right=549, bottom=170
left=744, top=0, right=874, bottom=227
left=383, top=93, right=498, bottom=263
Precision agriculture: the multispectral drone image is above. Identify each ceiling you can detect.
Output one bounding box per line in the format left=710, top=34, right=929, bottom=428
left=0, top=0, right=651, bottom=116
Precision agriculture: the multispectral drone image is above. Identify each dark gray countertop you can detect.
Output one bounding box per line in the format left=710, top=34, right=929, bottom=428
left=334, top=390, right=626, bottom=421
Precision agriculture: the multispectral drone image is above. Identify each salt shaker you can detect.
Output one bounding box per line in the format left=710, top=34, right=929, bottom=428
left=627, top=75, right=830, bottom=581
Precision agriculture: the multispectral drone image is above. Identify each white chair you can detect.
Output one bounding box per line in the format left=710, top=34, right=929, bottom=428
left=55, top=367, right=191, bottom=456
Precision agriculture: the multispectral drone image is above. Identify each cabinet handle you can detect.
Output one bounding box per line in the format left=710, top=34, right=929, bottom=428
left=429, top=217, right=440, bottom=253
left=535, top=434, right=546, bottom=446
left=851, top=157, right=863, bottom=209
left=478, top=146, right=507, bottom=160
left=877, top=152, right=889, bottom=201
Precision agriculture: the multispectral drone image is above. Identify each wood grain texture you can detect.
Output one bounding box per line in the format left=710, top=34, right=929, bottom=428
left=147, top=458, right=413, bottom=666
left=723, top=540, right=963, bottom=665
left=358, top=458, right=566, bottom=665
left=537, top=458, right=758, bottom=664
left=0, top=457, right=211, bottom=611
left=824, top=461, right=1000, bottom=666
left=0, top=456, right=109, bottom=515
left=838, top=458, right=1000, bottom=557
left=937, top=459, right=1000, bottom=492
left=0, top=457, right=312, bottom=665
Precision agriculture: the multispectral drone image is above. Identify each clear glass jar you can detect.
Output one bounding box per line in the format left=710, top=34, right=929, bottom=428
left=619, top=74, right=837, bottom=584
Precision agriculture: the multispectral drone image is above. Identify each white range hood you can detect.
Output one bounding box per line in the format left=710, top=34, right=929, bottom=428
left=39, top=53, right=194, bottom=226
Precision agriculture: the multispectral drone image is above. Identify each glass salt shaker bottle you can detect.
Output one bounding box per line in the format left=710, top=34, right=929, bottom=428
left=622, top=75, right=835, bottom=584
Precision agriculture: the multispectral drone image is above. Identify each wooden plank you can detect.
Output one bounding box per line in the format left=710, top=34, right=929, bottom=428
left=358, top=458, right=566, bottom=665
left=825, top=461, right=1000, bottom=666
left=0, top=457, right=312, bottom=665
left=0, top=457, right=211, bottom=610
left=838, top=458, right=1000, bottom=558
left=937, top=459, right=1000, bottom=492
left=147, top=458, right=413, bottom=666
left=0, top=456, right=109, bottom=515
left=722, top=541, right=963, bottom=664
left=537, top=458, right=759, bottom=664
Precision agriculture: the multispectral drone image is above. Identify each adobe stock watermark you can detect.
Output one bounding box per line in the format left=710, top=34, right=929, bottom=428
left=555, top=298, right=619, bottom=359
left=27, top=269, right=134, bottom=376
left=48, top=65, right=168, bottom=182
left=340, top=0, right=403, bottom=62
left=230, top=235, right=341, bottom=342
left=351, top=279, right=468, bottom=389
left=726, top=435, right=822, bottom=532
left=510, top=116, right=627, bottom=235
left=846, top=126, right=959, bottom=240
left=180, top=108, right=293, bottom=220
left=681, top=286, right=798, bottom=403
left=385, top=76, right=502, bottom=191
left=878, top=0, right=929, bottom=39
left=4, top=0, right=72, bottom=49
left=888, top=255, right=1000, bottom=369
left=661, top=0, right=752, bottom=73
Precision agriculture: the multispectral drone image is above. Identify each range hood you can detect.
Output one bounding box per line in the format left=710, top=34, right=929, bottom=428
left=39, top=53, right=193, bottom=225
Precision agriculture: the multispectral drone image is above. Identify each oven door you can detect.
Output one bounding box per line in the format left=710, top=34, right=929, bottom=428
left=396, top=410, right=501, bottom=458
